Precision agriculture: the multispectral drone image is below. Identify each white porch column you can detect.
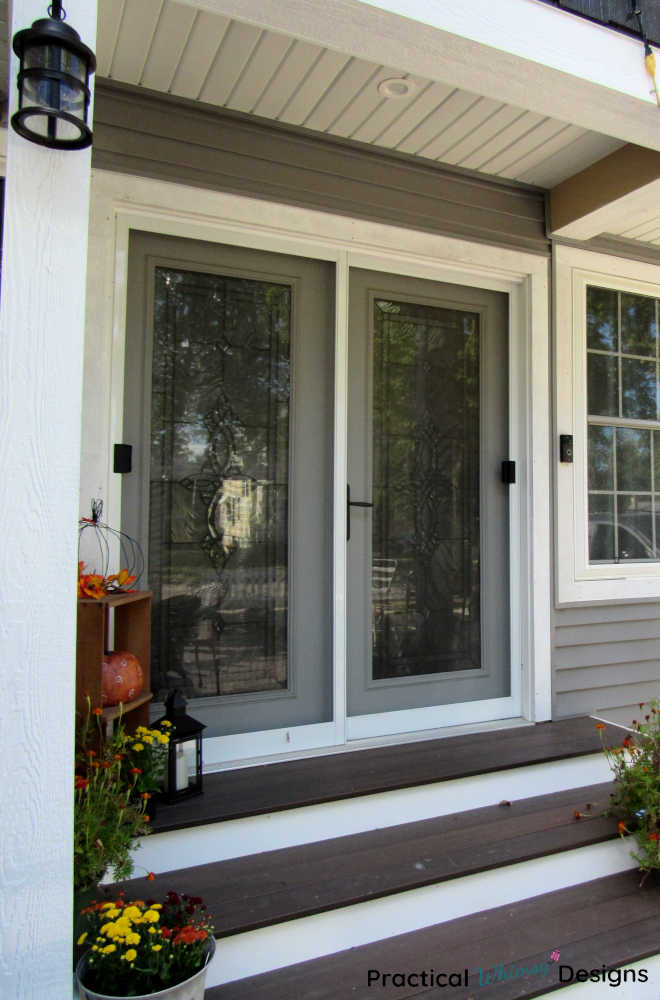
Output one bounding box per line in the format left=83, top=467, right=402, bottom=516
left=0, top=1, right=97, bottom=996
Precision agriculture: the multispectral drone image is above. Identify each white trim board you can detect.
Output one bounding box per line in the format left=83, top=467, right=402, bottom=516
left=85, top=167, right=551, bottom=762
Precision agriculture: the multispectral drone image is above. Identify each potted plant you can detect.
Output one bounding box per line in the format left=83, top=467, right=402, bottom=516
left=74, top=702, right=152, bottom=897
left=599, top=700, right=660, bottom=884
left=119, top=721, right=172, bottom=810
left=76, top=891, right=215, bottom=1000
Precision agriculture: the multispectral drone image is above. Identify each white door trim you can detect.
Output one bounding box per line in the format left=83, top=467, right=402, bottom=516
left=85, top=169, right=551, bottom=764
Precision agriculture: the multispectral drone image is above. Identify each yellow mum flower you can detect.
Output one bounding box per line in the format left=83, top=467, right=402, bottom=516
left=158, top=735, right=169, bottom=744
left=123, top=906, right=142, bottom=921
left=102, top=944, right=116, bottom=954
left=77, top=932, right=87, bottom=946
left=100, top=922, right=115, bottom=936
left=143, top=909, right=160, bottom=923
left=151, top=944, right=162, bottom=952
left=151, top=904, right=163, bottom=910
left=126, top=932, right=140, bottom=946
left=148, top=927, right=157, bottom=935
left=101, top=902, right=115, bottom=910
left=160, top=720, right=173, bottom=727
left=132, top=743, right=144, bottom=752
left=124, top=949, right=137, bottom=962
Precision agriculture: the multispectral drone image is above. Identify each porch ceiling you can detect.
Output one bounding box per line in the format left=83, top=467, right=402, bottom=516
left=94, top=0, right=624, bottom=190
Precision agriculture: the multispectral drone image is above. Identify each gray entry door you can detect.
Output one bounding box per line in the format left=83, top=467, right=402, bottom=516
left=347, top=269, right=510, bottom=719
left=123, top=232, right=334, bottom=738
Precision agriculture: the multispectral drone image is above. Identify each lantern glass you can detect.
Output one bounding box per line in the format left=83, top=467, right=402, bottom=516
left=11, top=12, right=96, bottom=150
left=170, top=739, right=197, bottom=793
left=21, top=42, right=88, bottom=142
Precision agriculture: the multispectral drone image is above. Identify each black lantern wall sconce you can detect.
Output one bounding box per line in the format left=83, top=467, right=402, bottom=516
left=11, top=1, right=96, bottom=150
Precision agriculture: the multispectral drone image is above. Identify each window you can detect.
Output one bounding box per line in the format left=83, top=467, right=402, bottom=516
left=555, top=246, right=660, bottom=603
left=587, top=285, right=660, bottom=563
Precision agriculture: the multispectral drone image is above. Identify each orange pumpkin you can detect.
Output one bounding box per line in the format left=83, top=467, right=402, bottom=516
left=102, top=650, right=144, bottom=706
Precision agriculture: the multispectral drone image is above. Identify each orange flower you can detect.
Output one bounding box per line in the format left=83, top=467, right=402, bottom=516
left=131, top=767, right=142, bottom=775
left=595, top=723, right=605, bottom=730
left=649, top=833, right=659, bottom=842
left=146, top=872, right=155, bottom=881
left=74, top=776, right=90, bottom=790
left=573, top=811, right=581, bottom=820
left=106, top=568, right=137, bottom=589
left=93, top=707, right=103, bottom=716
left=618, top=821, right=627, bottom=835
left=143, top=814, right=150, bottom=822
left=140, top=792, right=151, bottom=800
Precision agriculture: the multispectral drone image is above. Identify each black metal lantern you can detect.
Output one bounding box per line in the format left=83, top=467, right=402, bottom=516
left=11, top=2, right=96, bottom=150
left=156, top=690, right=206, bottom=803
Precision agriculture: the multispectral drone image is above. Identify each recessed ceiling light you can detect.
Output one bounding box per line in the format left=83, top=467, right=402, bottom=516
left=378, top=77, right=416, bottom=99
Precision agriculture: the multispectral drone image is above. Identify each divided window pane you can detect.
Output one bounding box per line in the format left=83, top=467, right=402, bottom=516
left=587, top=285, right=660, bottom=562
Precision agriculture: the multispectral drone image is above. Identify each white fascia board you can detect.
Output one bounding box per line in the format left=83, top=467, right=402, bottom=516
left=553, top=176, right=660, bottom=241
left=180, top=0, right=660, bottom=150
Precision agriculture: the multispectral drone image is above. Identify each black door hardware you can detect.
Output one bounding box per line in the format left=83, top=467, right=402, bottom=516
left=347, top=483, right=373, bottom=540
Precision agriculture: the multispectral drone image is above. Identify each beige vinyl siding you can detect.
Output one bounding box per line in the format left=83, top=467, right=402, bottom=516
left=91, top=80, right=549, bottom=256
left=553, top=603, right=660, bottom=725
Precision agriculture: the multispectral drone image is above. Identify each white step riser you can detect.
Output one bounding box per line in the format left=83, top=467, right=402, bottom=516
left=205, top=839, right=634, bottom=987
left=133, top=753, right=611, bottom=873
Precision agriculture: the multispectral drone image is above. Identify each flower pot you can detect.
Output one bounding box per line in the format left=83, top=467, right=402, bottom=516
left=76, top=936, right=215, bottom=1000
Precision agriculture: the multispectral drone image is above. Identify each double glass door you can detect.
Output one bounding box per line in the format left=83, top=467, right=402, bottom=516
left=124, top=237, right=511, bottom=743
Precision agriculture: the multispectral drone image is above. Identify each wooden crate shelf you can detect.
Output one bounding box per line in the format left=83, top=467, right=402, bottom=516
left=76, top=591, right=152, bottom=731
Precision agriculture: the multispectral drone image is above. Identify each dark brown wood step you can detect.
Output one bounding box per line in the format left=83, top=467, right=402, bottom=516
left=152, top=717, right=618, bottom=833
left=123, top=782, right=617, bottom=939
left=206, top=869, right=660, bottom=999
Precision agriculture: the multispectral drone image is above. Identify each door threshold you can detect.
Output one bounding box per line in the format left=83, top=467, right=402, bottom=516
left=204, top=716, right=533, bottom=773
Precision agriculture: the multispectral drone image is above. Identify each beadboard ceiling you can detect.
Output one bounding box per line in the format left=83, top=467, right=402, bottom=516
left=609, top=214, right=660, bottom=246
left=91, top=0, right=624, bottom=190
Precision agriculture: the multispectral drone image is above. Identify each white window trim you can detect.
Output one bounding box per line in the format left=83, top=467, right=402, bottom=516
left=555, top=243, right=660, bottom=604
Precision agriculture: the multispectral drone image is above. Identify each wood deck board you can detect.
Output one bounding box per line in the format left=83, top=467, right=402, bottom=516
left=123, top=783, right=616, bottom=938
left=153, top=718, right=615, bottom=833
left=206, top=872, right=660, bottom=999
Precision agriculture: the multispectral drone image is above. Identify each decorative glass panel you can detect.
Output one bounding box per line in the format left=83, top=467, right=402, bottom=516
left=371, top=298, right=480, bottom=679
left=149, top=267, right=291, bottom=700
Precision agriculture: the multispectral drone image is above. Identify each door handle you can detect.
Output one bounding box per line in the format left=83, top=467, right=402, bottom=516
left=347, top=483, right=373, bottom=540
left=501, top=460, right=516, bottom=485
